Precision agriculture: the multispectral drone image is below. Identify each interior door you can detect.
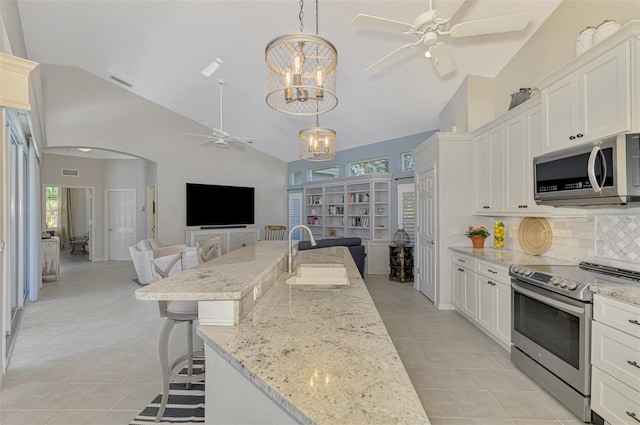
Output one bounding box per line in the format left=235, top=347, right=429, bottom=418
left=108, top=190, right=137, bottom=260
left=417, top=166, right=436, bottom=302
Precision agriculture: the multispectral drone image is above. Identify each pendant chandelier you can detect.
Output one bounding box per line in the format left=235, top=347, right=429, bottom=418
left=299, top=115, right=336, bottom=161
left=265, top=0, right=338, bottom=116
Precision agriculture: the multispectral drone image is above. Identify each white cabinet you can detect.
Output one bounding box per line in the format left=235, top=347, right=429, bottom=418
left=542, top=41, right=632, bottom=153
left=473, top=101, right=554, bottom=216
left=591, top=294, right=640, bottom=424
left=186, top=227, right=259, bottom=255
left=366, top=240, right=390, bottom=275
left=41, top=237, right=60, bottom=280
left=450, top=250, right=511, bottom=350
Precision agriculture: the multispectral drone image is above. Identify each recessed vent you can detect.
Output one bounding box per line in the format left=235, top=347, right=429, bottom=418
left=61, top=168, right=79, bottom=177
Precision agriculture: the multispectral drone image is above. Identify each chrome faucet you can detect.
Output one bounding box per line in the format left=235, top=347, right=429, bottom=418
left=288, top=224, right=317, bottom=273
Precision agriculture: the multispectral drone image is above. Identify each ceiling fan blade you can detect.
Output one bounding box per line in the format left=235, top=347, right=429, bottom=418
left=231, top=137, right=255, bottom=143
left=182, top=132, right=214, bottom=139
left=200, top=139, right=219, bottom=146
left=433, top=0, right=467, bottom=20
left=449, top=12, right=530, bottom=38
left=365, top=41, right=420, bottom=73
left=353, top=14, right=413, bottom=33
left=428, top=42, right=456, bottom=76
left=227, top=139, right=247, bottom=151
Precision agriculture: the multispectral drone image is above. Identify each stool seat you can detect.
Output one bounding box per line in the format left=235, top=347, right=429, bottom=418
left=166, top=300, right=198, bottom=315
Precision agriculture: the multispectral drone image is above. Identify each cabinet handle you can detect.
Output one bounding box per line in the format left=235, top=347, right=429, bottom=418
left=488, top=280, right=496, bottom=286
left=458, top=268, right=465, bottom=272
left=483, top=206, right=490, bottom=209
left=487, top=269, right=498, bottom=274
left=458, top=259, right=466, bottom=263
left=628, top=360, right=640, bottom=369
left=629, top=319, right=640, bottom=326
left=569, top=135, right=576, bottom=140
left=576, top=133, right=584, bottom=138
left=627, top=412, right=640, bottom=423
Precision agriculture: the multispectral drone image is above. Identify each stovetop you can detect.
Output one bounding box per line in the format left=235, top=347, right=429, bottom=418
left=509, top=261, right=640, bottom=302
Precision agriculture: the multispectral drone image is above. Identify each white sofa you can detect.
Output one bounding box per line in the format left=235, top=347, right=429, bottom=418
left=129, top=239, right=199, bottom=285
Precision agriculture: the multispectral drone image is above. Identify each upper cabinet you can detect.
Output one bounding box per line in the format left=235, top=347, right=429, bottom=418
left=472, top=100, right=553, bottom=216
left=540, top=33, right=637, bottom=153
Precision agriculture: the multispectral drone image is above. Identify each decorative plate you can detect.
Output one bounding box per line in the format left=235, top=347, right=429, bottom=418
left=518, top=217, right=552, bottom=255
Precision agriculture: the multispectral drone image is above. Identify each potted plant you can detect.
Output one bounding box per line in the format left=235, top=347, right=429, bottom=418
left=465, top=226, right=491, bottom=249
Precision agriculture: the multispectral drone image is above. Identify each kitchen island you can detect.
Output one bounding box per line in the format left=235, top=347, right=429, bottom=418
left=137, top=242, right=429, bottom=424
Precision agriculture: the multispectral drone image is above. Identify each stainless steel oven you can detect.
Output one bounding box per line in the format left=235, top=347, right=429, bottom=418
left=510, top=262, right=640, bottom=423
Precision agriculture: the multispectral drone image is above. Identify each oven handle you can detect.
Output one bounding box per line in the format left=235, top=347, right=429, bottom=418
left=512, top=281, right=585, bottom=316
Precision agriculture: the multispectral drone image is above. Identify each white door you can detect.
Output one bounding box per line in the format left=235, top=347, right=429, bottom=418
left=417, top=166, right=436, bottom=302
left=108, top=190, right=137, bottom=260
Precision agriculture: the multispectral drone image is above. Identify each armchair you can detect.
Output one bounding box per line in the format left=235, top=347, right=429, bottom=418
left=129, top=239, right=199, bottom=285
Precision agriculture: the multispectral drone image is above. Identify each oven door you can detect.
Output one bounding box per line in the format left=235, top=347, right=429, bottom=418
left=511, top=280, right=591, bottom=394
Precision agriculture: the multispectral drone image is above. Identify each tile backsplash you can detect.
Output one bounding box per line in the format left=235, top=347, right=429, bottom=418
left=496, top=211, right=640, bottom=268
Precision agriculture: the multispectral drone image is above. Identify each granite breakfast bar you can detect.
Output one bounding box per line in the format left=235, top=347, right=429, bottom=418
left=135, top=241, right=430, bottom=424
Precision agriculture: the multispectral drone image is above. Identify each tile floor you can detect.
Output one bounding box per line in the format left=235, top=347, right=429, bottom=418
left=0, top=260, right=584, bottom=424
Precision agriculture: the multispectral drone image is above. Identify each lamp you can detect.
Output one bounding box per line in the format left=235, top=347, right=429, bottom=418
left=78, top=148, right=92, bottom=152
left=299, top=116, right=336, bottom=161
left=265, top=0, right=337, bottom=116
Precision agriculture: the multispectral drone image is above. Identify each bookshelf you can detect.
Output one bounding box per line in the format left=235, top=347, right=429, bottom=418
left=302, top=175, right=391, bottom=242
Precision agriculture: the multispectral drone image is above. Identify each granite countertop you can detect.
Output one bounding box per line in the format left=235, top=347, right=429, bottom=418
left=197, top=246, right=430, bottom=425
left=135, top=241, right=290, bottom=301
left=449, top=246, right=575, bottom=267
left=590, top=284, right=640, bottom=307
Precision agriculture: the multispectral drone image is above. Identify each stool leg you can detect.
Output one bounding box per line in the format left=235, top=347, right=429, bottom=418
left=186, top=320, right=193, bottom=390
left=156, top=318, right=175, bottom=423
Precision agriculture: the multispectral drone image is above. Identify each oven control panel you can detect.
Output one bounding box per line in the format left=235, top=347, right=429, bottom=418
left=510, top=265, right=588, bottom=300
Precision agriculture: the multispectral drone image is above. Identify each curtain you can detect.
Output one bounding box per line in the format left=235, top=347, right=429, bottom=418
left=59, top=188, right=75, bottom=249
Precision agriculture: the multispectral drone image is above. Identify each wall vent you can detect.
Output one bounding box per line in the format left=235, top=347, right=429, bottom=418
left=61, top=168, right=79, bottom=177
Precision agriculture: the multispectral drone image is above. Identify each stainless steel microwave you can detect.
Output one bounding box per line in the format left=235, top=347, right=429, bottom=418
left=534, top=133, right=640, bottom=206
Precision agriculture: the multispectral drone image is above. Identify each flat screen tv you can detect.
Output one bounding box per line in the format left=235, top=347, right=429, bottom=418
left=186, top=183, right=255, bottom=227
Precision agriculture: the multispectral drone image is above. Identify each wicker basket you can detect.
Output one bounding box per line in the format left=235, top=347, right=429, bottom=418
left=518, top=217, right=552, bottom=255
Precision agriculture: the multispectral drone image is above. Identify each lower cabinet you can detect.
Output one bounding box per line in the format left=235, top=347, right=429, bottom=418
left=591, top=294, right=640, bottom=424
left=186, top=227, right=260, bottom=255
left=450, top=251, right=511, bottom=350
left=366, top=240, right=391, bottom=275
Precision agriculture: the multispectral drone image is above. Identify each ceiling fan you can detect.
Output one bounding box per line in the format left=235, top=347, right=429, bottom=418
left=182, top=79, right=255, bottom=150
left=353, top=0, right=530, bottom=76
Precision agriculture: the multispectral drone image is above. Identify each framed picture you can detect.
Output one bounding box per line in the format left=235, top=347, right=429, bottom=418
left=359, top=208, right=367, bottom=215
left=310, top=208, right=318, bottom=215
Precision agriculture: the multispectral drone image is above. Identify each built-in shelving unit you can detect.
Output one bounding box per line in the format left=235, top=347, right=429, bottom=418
left=302, top=175, right=391, bottom=241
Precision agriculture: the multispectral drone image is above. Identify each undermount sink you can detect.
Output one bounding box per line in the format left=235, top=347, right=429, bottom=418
left=285, top=264, right=349, bottom=288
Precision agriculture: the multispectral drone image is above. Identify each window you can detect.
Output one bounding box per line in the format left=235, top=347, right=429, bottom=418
left=310, top=166, right=339, bottom=181
left=290, top=171, right=303, bottom=186
left=397, top=183, right=416, bottom=244
left=401, top=152, right=414, bottom=172
left=45, top=186, right=60, bottom=230
left=348, top=157, right=390, bottom=176
left=288, top=192, right=303, bottom=240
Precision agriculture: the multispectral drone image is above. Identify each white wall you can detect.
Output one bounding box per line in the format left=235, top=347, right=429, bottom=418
left=39, top=65, right=287, bottom=247
left=439, top=75, right=494, bottom=133
left=492, top=0, right=640, bottom=117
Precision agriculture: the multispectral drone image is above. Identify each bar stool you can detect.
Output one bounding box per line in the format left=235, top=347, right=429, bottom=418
left=195, top=236, right=222, bottom=263
left=150, top=245, right=205, bottom=422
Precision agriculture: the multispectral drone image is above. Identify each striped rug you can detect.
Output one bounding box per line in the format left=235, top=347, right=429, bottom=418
left=130, top=362, right=205, bottom=424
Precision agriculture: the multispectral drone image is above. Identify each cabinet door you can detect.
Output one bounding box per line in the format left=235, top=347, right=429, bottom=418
left=524, top=105, right=554, bottom=214
left=473, top=133, right=491, bottom=213
left=451, top=264, right=465, bottom=310
left=366, top=241, right=390, bottom=274
left=488, top=125, right=505, bottom=211
left=504, top=115, right=527, bottom=212
left=476, top=275, right=495, bottom=333
left=542, top=76, right=577, bottom=153
left=578, top=41, right=631, bottom=143
left=462, top=269, right=477, bottom=320
left=495, top=281, right=511, bottom=347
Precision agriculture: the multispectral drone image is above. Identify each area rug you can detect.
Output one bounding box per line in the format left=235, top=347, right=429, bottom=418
left=129, top=361, right=205, bottom=424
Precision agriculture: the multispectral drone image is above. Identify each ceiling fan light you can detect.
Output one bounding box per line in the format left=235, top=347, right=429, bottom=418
left=78, top=148, right=92, bottom=152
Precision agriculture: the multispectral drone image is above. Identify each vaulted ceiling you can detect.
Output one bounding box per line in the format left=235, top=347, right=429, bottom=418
left=17, top=0, right=562, bottom=162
